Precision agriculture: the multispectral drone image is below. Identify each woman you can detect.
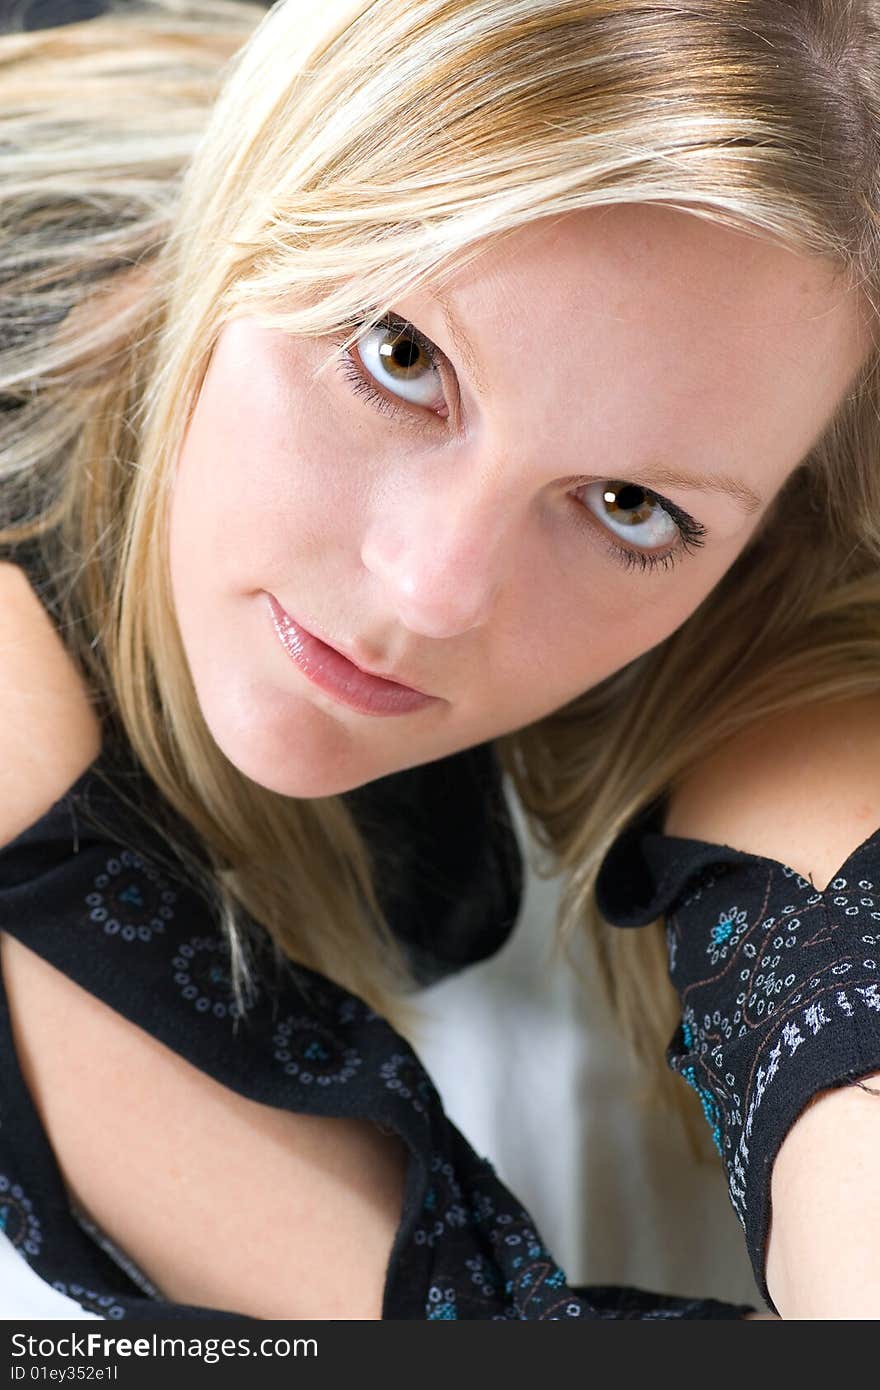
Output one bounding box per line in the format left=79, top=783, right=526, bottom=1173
left=0, top=0, right=875, bottom=1320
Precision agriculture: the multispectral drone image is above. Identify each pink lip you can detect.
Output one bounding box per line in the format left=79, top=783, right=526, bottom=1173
left=265, top=593, right=439, bottom=717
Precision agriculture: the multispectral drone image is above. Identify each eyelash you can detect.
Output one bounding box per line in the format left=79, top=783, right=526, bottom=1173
left=335, top=313, right=444, bottom=422
left=579, top=493, right=709, bottom=575
left=334, top=314, right=710, bottom=575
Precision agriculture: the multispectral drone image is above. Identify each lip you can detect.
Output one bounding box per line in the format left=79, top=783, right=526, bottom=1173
left=265, top=592, right=439, bottom=718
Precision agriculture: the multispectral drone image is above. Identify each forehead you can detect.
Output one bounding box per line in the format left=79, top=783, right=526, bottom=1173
left=452, top=203, right=864, bottom=344
left=424, top=204, right=871, bottom=506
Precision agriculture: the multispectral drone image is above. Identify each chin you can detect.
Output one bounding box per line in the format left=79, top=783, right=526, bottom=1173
left=217, top=737, right=387, bottom=800
left=264, top=771, right=376, bottom=800
left=246, top=759, right=384, bottom=800
left=197, top=687, right=403, bottom=800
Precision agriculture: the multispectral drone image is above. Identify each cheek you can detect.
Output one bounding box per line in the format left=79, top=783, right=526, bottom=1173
left=168, top=339, right=367, bottom=593
left=520, top=552, right=730, bottom=711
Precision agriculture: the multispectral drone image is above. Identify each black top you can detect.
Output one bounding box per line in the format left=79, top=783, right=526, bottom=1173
left=596, top=793, right=880, bottom=1315
left=0, top=731, right=753, bottom=1321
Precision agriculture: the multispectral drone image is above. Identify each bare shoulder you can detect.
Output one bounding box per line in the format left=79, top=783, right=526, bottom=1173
left=0, top=559, right=102, bottom=849
left=765, top=1063, right=880, bottom=1317
left=663, top=695, right=880, bottom=893
left=2, top=939, right=406, bottom=1317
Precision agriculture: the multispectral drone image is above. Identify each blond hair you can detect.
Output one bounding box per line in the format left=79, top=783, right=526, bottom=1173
left=2, top=1, right=879, bottom=1131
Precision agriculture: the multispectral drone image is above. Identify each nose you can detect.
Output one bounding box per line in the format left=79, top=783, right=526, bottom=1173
left=360, top=474, right=515, bottom=639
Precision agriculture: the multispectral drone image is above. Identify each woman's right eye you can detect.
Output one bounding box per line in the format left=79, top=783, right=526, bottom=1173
left=338, top=314, right=449, bottom=418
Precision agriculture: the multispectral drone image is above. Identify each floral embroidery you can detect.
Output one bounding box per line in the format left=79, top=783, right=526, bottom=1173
left=83, top=849, right=177, bottom=943
left=706, top=904, right=749, bottom=964
left=171, top=934, right=247, bottom=1021
left=0, top=1174, right=42, bottom=1258
left=271, top=1012, right=363, bottom=1086
left=426, top=1284, right=458, bottom=1318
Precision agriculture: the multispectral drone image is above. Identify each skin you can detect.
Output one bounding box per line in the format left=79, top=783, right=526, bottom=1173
left=168, top=204, right=871, bottom=798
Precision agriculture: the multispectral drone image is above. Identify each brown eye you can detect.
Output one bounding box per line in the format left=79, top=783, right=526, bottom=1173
left=354, top=317, right=446, bottom=410
left=581, top=480, right=681, bottom=550
left=378, top=328, right=428, bottom=378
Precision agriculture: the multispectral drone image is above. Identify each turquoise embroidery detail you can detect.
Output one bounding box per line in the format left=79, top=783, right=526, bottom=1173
left=711, top=919, right=734, bottom=946
left=680, top=1021, right=722, bottom=1154
left=681, top=1064, right=723, bottom=1155
left=426, top=1286, right=458, bottom=1319
left=118, top=883, right=144, bottom=908
left=427, top=1301, right=457, bottom=1319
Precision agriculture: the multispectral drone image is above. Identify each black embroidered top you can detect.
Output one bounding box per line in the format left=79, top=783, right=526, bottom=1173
left=595, top=793, right=880, bottom=1316
left=0, top=732, right=754, bottom=1321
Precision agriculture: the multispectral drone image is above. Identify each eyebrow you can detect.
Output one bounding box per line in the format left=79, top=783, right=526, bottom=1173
left=428, top=291, right=764, bottom=518
left=629, top=465, right=764, bottom=516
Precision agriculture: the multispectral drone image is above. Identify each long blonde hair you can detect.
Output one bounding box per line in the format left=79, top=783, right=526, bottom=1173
left=2, top=1, right=879, bottom=1117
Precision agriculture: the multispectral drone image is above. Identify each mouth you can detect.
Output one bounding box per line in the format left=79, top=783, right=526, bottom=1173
left=265, top=592, right=440, bottom=718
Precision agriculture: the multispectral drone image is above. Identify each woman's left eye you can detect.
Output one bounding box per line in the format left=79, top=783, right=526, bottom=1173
left=337, top=314, right=448, bottom=418
left=572, top=479, right=709, bottom=575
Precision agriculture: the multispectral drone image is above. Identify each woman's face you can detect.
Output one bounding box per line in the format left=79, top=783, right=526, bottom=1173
left=169, top=204, right=870, bottom=796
